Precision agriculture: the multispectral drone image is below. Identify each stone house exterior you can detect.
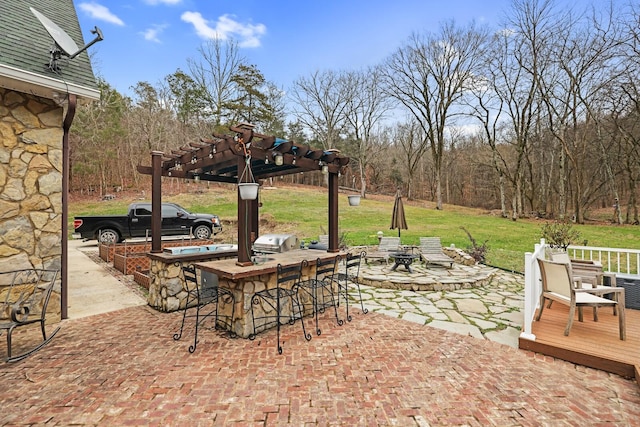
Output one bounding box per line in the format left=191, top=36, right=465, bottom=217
left=0, top=1, right=99, bottom=318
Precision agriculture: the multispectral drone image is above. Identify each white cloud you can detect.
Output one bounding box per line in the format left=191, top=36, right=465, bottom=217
left=143, top=0, right=182, bottom=4
left=181, top=12, right=266, bottom=48
left=78, top=2, right=125, bottom=26
left=141, top=24, right=167, bottom=43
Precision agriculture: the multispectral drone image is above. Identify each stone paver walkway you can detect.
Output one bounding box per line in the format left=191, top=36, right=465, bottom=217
left=353, top=265, right=523, bottom=348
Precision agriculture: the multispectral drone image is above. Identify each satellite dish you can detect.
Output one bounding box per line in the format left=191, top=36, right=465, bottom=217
left=30, top=7, right=104, bottom=72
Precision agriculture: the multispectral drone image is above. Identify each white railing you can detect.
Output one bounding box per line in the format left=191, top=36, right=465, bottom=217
left=567, top=245, right=640, bottom=276
left=520, top=241, right=640, bottom=343
left=520, top=238, right=546, bottom=341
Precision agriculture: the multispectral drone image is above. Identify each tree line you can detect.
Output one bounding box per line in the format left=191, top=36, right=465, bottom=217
left=70, top=0, right=640, bottom=225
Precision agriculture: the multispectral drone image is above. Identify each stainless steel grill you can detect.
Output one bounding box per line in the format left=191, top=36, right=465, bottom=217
left=252, top=234, right=299, bottom=254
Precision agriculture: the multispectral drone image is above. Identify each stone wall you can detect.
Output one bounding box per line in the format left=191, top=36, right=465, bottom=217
left=0, top=87, right=63, bottom=273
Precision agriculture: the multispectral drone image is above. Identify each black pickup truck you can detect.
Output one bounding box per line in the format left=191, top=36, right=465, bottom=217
left=73, top=202, right=223, bottom=244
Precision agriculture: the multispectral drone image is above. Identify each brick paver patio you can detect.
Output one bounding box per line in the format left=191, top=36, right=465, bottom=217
left=1, top=304, right=639, bottom=426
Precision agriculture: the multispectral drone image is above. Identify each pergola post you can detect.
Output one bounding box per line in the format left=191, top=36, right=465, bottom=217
left=236, top=156, right=253, bottom=265
left=151, top=151, right=163, bottom=253
left=328, top=172, right=339, bottom=253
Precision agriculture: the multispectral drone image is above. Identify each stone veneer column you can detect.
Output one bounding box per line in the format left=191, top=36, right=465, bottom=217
left=0, top=87, right=63, bottom=275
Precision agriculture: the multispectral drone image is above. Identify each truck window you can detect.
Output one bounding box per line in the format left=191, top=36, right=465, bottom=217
left=161, top=205, right=181, bottom=218
left=135, top=207, right=152, bottom=216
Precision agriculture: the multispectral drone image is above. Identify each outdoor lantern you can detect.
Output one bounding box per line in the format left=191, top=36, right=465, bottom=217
left=322, top=164, right=329, bottom=175
left=274, top=153, right=284, bottom=166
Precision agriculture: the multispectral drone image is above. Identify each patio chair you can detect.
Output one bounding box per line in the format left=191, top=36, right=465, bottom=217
left=335, top=251, right=368, bottom=322
left=0, top=269, right=61, bottom=362
left=173, top=264, right=236, bottom=353
left=549, top=252, right=618, bottom=316
left=249, top=261, right=310, bottom=354
left=536, top=259, right=626, bottom=340
left=365, top=237, right=400, bottom=265
left=549, top=252, right=615, bottom=287
left=419, top=237, right=454, bottom=268
left=297, top=256, right=343, bottom=336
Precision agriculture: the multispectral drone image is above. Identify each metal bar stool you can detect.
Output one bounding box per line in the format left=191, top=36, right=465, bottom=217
left=297, top=255, right=343, bottom=336
left=173, top=264, right=236, bottom=353
left=336, top=251, right=368, bottom=322
left=249, top=260, right=310, bottom=354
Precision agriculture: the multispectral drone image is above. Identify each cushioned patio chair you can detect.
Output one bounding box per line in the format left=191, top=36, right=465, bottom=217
left=549, top=252, right=618, bottom=316
left=419, top=237, right=454, bottom=268
left=536, top=258, right=626, bottom=340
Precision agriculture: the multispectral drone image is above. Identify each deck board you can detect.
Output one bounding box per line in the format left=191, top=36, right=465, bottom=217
left=520, top=304, right=640, bottom=387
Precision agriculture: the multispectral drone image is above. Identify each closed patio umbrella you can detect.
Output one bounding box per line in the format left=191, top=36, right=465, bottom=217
left=390, top=190, right=408, bottom=238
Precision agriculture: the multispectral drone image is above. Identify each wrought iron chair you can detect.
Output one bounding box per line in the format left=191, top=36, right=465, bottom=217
left=249, top=261, right=310, bottom=354
left=536, top=259, right=626, bottom=340
left=297, top=256, right=343, bottom=336
left=336, top=251, right=368, bottom=322
left=0, top=269, right=61, bottom=362
left=173, top=264, right=236, bottom=353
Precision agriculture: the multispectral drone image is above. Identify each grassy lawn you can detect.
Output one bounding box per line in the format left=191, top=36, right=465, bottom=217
left=69, top=184, right=640, bottom=273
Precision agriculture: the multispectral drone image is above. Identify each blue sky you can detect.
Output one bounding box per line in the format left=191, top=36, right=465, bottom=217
left=73, top=0, right=518, bottom=97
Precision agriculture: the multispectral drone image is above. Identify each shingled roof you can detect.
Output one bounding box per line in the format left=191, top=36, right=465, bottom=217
left=0, top=0, right=99, bottom=100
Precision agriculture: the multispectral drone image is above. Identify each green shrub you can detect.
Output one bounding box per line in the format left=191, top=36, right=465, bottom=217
left=540, top=219, right=581, bottom=250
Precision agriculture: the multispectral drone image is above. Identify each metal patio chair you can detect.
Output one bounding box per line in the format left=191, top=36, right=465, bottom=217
left=297, top=256, right=343, bottom=336
left=0, top=269, right=61, bottom=362
left=173, top=264, right=236, bottom=353
left=335, top=251, right=368, bottom=322
left=249, top=261, right=310, bottom=354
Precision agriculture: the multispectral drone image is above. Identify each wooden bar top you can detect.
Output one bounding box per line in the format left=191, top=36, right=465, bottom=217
left=195, top=249, right=342, bottom=280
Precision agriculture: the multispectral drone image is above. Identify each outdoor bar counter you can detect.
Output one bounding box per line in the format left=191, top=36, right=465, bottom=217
left=195, top=249, right=341, bottom=338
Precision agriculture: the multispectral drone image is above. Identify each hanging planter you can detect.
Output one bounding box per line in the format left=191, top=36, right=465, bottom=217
left=238, top=182, right=259, bottom=200
left=348, top=195, right=361, bottom=206
left=238, top=156, right=258, bottom=200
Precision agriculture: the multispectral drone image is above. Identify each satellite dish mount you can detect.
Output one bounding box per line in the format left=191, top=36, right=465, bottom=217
left=30, top=7, right=104, bottom=72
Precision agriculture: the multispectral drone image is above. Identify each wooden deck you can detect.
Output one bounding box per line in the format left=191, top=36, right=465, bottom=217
left=520, top=304, right=640, bottom=387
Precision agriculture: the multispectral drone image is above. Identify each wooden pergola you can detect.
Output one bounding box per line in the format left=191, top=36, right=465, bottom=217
left=137, top=123, right=350, bottom=265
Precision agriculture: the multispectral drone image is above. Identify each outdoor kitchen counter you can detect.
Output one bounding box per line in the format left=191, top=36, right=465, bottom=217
left=194, top=249, right=340, bottom=280
left=194, top=249, right=343, bottom=338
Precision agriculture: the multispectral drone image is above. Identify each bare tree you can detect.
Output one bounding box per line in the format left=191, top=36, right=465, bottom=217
left=539, top=2, right=623, bottom=223
left=289, top=69, right=354, bottom=151
left=381, top=21, right=488, bottom=209
left=342, top=67, right=393, bottom=197
left=475, top=0, right=555, bottom=220
left=187, top=39, right=246, bottom=129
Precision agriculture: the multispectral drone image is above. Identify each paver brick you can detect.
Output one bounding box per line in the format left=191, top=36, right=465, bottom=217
left=1, top=302, right=640, bottom=425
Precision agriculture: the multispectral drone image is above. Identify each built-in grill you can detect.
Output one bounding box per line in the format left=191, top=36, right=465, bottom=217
left=252, top=234, right=299, bottom=254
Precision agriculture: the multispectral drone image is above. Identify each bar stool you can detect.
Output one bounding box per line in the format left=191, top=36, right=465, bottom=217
left=336, top=251, right=368, bottom=322
left=173, top=264, right=236, bottom=353
left=297, top=255, right=343, bottom=336
left=249, top=260, right=310, bottom=354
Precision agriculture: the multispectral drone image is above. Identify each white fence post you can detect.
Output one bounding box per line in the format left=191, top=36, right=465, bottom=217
left=520, top=238, right=545, bottom=341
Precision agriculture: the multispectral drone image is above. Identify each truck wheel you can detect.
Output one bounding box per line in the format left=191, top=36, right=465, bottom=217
left=98, top=229, right=120, bottom=244
left=193, top=225, right=212, bottom=240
